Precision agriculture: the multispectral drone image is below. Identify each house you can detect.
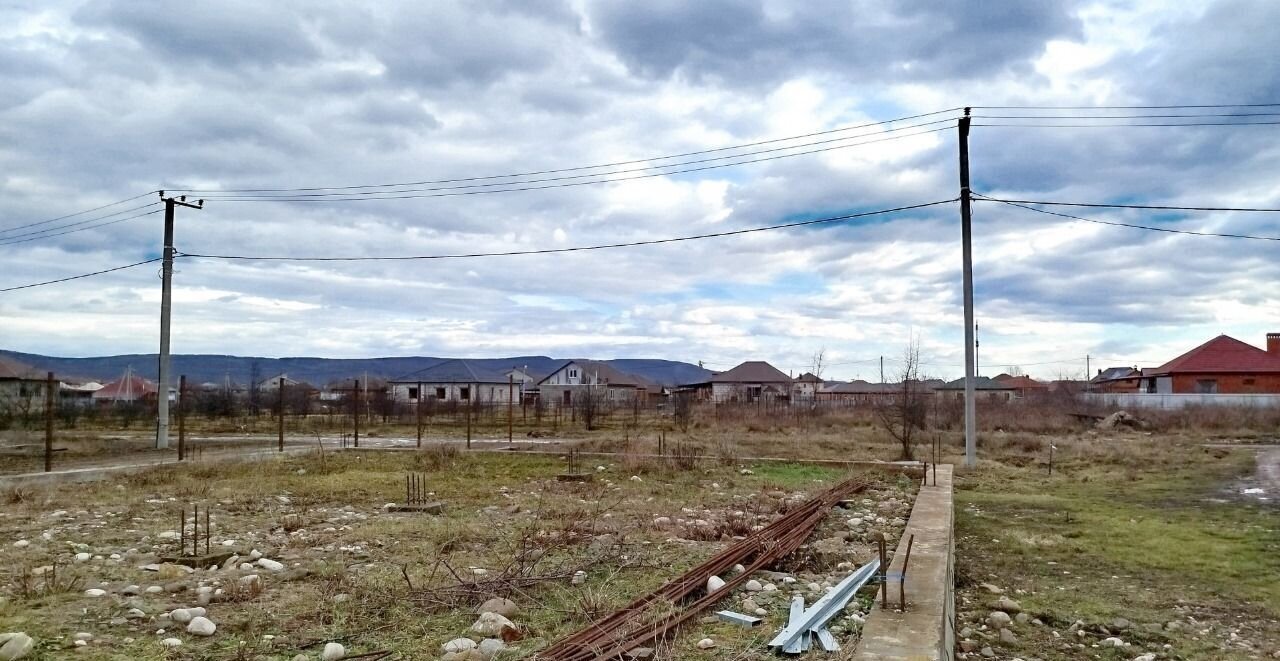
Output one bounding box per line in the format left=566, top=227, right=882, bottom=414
left=388, top=359, right=519, bottom=403
left=682, top=361, right=793, bottom=403
left=0, top=356, right=50, bottom=414
left=60, top=380, right=103, bottom=407
left=1089, top=367, right=1143, bottom=393
left=1137, top=334, right=1280, bottom=394
left=92, top=368, right=157, bottom=404
left=934, top=376, right=1018, bottom=401
left=256, top=373, right=307, bottom=391
left=817, top=380, right=897, bottom=403
left=992, top=374, right=1050, bottom=398
left=537, top=360, right=650, bottom=408
left=791, top=372, right=825, bottom=400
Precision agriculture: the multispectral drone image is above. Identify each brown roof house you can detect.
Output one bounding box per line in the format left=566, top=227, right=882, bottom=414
left=0, top=356, right=52, bottom=419
left=681, top=361, right=793, bottom=403
left=791, top=372, right=825, bottom=400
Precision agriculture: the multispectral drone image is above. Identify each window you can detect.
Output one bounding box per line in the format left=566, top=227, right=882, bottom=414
left=435, top=387, right=446, bottom=399
left=407, top=386, right=418, bottom=400
left=1194, top=379, right=1218, bottom=394
left=460, top=387, right=470, bottom=400
left=569, top=369, right=578, bottom=378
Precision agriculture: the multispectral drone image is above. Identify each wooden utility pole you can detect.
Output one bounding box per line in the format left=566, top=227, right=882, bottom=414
left=155, top=192, right=202, bottom=449
left=177, top=375, right=186, bottom=461
left=277, top=376, right=285, bottom=452
left=44, top=371, right=54, bottom=472
left=352, top=378, right=360, bottom=448
left=416, top=381, right=423, bottom=448
left=958, top=108, right=977, bottom=469
left=508, top=374, right=514, bottom=443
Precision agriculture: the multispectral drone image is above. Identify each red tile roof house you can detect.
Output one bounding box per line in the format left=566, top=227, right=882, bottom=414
left=679, top=361, right=793, bottom=403
left=1139, top=334, right=1280, bottom=394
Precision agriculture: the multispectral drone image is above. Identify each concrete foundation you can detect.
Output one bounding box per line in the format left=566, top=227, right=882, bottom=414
left=853, top=464, right=955, bottom=661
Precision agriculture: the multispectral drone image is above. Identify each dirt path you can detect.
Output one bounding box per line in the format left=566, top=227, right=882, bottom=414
left=1255, top=447, right=1280, bottom=495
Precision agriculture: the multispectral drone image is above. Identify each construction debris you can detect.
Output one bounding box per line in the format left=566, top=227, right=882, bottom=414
left=768, top=559, right=881, bottom=654
left=714, top=611, right=762, bottom=627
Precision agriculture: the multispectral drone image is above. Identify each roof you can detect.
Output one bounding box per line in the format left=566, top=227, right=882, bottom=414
left=1092, top=366, right=1140, bottom=382
left=795, top=372, right=824, bottom=383
left=391, top=359, right=509, bottom=384
left=92, top=374, right=157, bottom=399
left=0, top=356, right=40, bottom=380
left=538, top=360, right=648, bottom=388
left=936, top=376, right=1018, bottom=391
left=996, top=375, right=1048, bottom=389
left=709, top=361, right=792, bottom=384
left=822, top=380, right=896, bottom=394
left=1150, top=335, right=1280, bottom=375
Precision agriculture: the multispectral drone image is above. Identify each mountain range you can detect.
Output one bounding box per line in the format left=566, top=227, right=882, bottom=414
left=0, top=350, right=713, bottom=388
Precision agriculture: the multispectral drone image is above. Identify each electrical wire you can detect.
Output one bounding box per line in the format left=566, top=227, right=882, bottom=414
left=971, top=194, right=1280, bottom=213
left=0, top=202, right=162, bottom=244
left=170, top=108, right=964, bottom=195
left=970, top=103, right=1280, bottom=110
left=195, top=119, right=959, bottom=201
left=972, top=121, right=1280, bottom=128
left=0, top=208, right=164, bottom=247
left=972, top=112, right=1280, bottom=119
left=176, top=199, right=958, bottom=262
left=0, top=190, right=159, bottom=234
left=0, top=258, right=162, bottom=293
left=976, top=197, right=1280, bottom=242
left=192, top=126, right=956, bottom=203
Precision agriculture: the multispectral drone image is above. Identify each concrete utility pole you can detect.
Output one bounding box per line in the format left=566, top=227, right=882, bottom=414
left=44, top=371, right=54, bottom=473
left=958, top=109, right=977, bottom=469
left=156, top=192, right=202, bottom=450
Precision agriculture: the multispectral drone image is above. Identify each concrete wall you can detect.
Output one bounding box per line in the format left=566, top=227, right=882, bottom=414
left=1081, top=392, right=1280, bottom=409
left=388, top=382, right=517, bottom=403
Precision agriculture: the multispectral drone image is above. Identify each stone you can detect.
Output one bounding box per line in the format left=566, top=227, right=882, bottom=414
left=696, top=638, right=716, bottom=649
left=121, top=585, right=142, bottom=596
left=186, top=616, right=216, bottom=636
left=1101, top=637, right=1126, bottom=648
left=999, top=627, right=1018, bottom=644
left=742, top=598, right=759, bottom=612
left=744, top=580, right=763, bottom=592
left=238, top=574, right=262, bottom=589
left=987, top=611, right=1012, bottom=629
left=477, top=597, right=519, bottom=618
left=960, top=639, right=980, bottom=653
left=630, top=475, right=643, bottom=482
left=1015, top=613, right=1029, bottom=624
left=653, top=517, right=671, bottom=526
left=72, top=633, right=93, bottom=642
left=170, top=609, right=194, bottom=624
left=996, top=596, right=1021, bottom=613
left=706, top=576, right=726, bottom=593
left=442, top=638, right=477, bottom=654
left=125, top=608, right=147, bottom=620
left=321, top=642, right=345, bottom=660
left=980, top=646, right=995, bottom=658
left=159, top=638, right=182, bottom=648
left=257, top=558, right=285, bottom=571
left=571, top=570, right=587, bottom=585
left=959, top=627, right=974, bottom=638
left=74, top=552, right=91, bottom=563
left=1112, top=617, right=1131, bottom=631
left=1133, top=655, right=1156, bottom=661
left=84, top=589, right=107, bottom=597
left=472, top=612, right=516, bottom=636
left=478, top=638, right=506, bottom=657
left=980, top=583, right=1004, bottom=594
left=11, top=541, right=29, bottom=549
left=0, top=633, right=35, bottom=660
left=292, top=656, right=308, bottom=661
left=145, top=585, right=164, bottom=594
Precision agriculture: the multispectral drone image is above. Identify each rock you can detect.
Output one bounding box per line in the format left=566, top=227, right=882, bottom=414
left=442, top=638, right=477, bottom=654
left=571, top=570, right=587, bottom=585
left=472, top=612, right=517, bottom=636
left=754, top=608, right=767, bottom=616
left=11, top=541, right=29, bottom=549
left=987, top=611, right=1012, bottom=629
left=1133, top=655, right=1156, bottom=661
left=0, top=633, right=35, bottom=660
left=1101, top=637, right=1126, bottom=648
left=72, top=633, right=93, bottom=642
left=1015, top=612, right=1029, bottom=624
left=959, top=627, right=974, bottom=638
left=125, top=608, right=147, bottom=620
left=653, top=517, right=671, bottom=526
left=1111, top=617, right=1131, bottom=631
left=742, top=598, right=759, bottom=612
left=960, top=639, right=980, bottom=653
left=186, top=616, right=216, bottom=636
left=980, top=583, right=1004, bottom=594
left=159, top=638, right=182, bottom=648
left=696, top=638, right=716, bottom=649
left=996, top=596, right=1021, bottom=613
left=999, top=627, right=1018, bottom=644
left=477, top=597, right=519, bottom=618
left=249, top=549, right=263, bottom=560
left=744, top=580, right=763, bottom=592
left=478, top=638, right=506, bottom=657
left=321, top=642, right=345, bottom=660
left=630, top=475, right=643, bottom=482
left=706, top=576, right=726, bottom=593
left=257, top=558, right=285, bottom=571
left=170, top=608, right=194, bottom=624
left=74, top=552, right=91, bottom=563
left=238, top=574, right=262, bottom=589
left=145, top=585, right=164, bottom=594
left=84, top=589, right=107, bottom=597
left=739, top=469, right=754, bottom=475
left=292, top=656, right=308, bottom=661
left=980, top=646, right=995, bottom=658
left=121, top=585, right=141, bottom=596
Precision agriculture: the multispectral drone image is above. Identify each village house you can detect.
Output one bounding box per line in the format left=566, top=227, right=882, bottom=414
left=92, top=368, right=157, bottom=404
left=0, top=356, right=50, bottom=414
left=817, top=380, right=896, bottom=403
left=1089, top=366, right=1143, bottom=393
left=934, top=376, right=1018, bottom=401
left=682, top=361, right=792, bottom=403
left=1136, top=333, right=1280, bottom=394
left=388, top=359, right=519, bottom=403
left=991, top=373, right=1050, bottom=398
left=536, top=360, right=650, bottom=408
left=791, top=372, right=825, bottom=400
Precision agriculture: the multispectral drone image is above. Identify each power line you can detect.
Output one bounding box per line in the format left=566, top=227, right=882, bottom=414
left=973, top=112, right=1280, bottom=119
left=970, top=103, right=1280, bottom=109
left=0, top=258, right=162, bottom=293
left=194, top=118, right=959, bottom=201
left=170, top=108, right=964, bottom=195
left=977, top=197, right=1280, bottom=242
left=177, top=199, right=958, bottom=262
left=187, top=126, right=957, bottom=203
left=972, top=121, right=1280, bottom=128
left=971, top=194, right=1280, bottom=213
left=0, top=202, right=162, bottom=244
left=0, top=208, right=164, bottom=247
left=0, top=190, right=158, bottom=234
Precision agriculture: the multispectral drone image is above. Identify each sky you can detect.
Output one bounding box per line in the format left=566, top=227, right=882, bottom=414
left=2, top=0, right=1279, bottom=381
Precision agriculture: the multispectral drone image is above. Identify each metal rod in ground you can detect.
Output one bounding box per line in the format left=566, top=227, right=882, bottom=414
left=278, top=376, right=285, bottom=452
left=192, top=504, right=199, bottom=557
left=508, top=374, right=514, bottom=443
left=205, top=505, right=210, bottom=556
left=44, top=371, right=54, bottom=473
left=180, top=508, right=186, bottom=557
left=416, top=381, right=423, bottom=449
left=899, top=533, right=915, bottom=609
left=352, top=378, right=360, bottom=448
left=876, top=533, right=888, bottom=609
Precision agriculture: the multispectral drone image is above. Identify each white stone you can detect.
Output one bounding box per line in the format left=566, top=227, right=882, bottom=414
left=239, top=574, right=262, bottom=589
left=706, top=576, right=726, bottom=593
left=146, top=585, right=163, bottom=594
left=478, top=638, right=506, bottom=656
left=74, top=552, right=91, bottom=563
left=442, top=638, right=477, bottom=653
left=257, top=558, right=285, bottom=571
left=1101, top=637, right=1126, bottom=647
left=72, top=633, right=93, bottom=642
left=471, top=612, right=516, bottom=636
left=186, top=616, right=216, bottom=636
left=321, top=642, right=345, bottom=660
left=249, top=549, right=262, bottom=560
left=11, top=541, right=28, bottom=549
left=0, top=633, right=35, bottom=660
left=1133, top=655, right=1156, bottom=661
left=696, top=638, right=716, bottom=649
left=159, top=638, right=182, bottom=648
left=630, top=475, right=643, bottom=482
left=571, top=570, right=587, bottom=585
left=84, top=589, right=107, bottom=597
left=744, top=580, right=763, bottom=592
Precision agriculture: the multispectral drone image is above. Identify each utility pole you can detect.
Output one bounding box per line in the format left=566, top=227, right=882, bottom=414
left=975, top=322, right=980, bottom=377
left=508, top=374, right=514, bottom=443
left=352, top=378, right=360, bottom=448
left=44, top=371, right=54, bottom=473
left=879, top=356, right=884, bottom=384
left=416, top=381, right=423, bottom=448
left=1085, top=355, right=1091, bottom=392
left=959, top=108, right=977, bottom=469
left=277, top=376, right=285, bottom=452
left=177, top=375, right=186, bottom=461
left=155, top=191, right=202, bottom=450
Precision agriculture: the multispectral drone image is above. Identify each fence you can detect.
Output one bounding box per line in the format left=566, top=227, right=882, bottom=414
left=1080, top=392, right=1280, bottom=410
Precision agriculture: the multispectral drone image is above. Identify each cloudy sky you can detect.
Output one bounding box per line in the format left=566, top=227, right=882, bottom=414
left=2, top=0, right=1279, bottom=381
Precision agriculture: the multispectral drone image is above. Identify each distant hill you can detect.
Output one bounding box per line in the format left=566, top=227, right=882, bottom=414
left=0, top=350, right=712, bottom=388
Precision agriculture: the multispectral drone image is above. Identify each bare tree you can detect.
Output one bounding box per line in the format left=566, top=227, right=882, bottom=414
left=874, top=339, right=928, bottom=460
left=1007, top=365, right=1025, bottom=377
left=672, top=390, right=693, bottom=432
left=809, top=348, right=827, bottom=379
left=575, top=385, right=605, bottom=430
